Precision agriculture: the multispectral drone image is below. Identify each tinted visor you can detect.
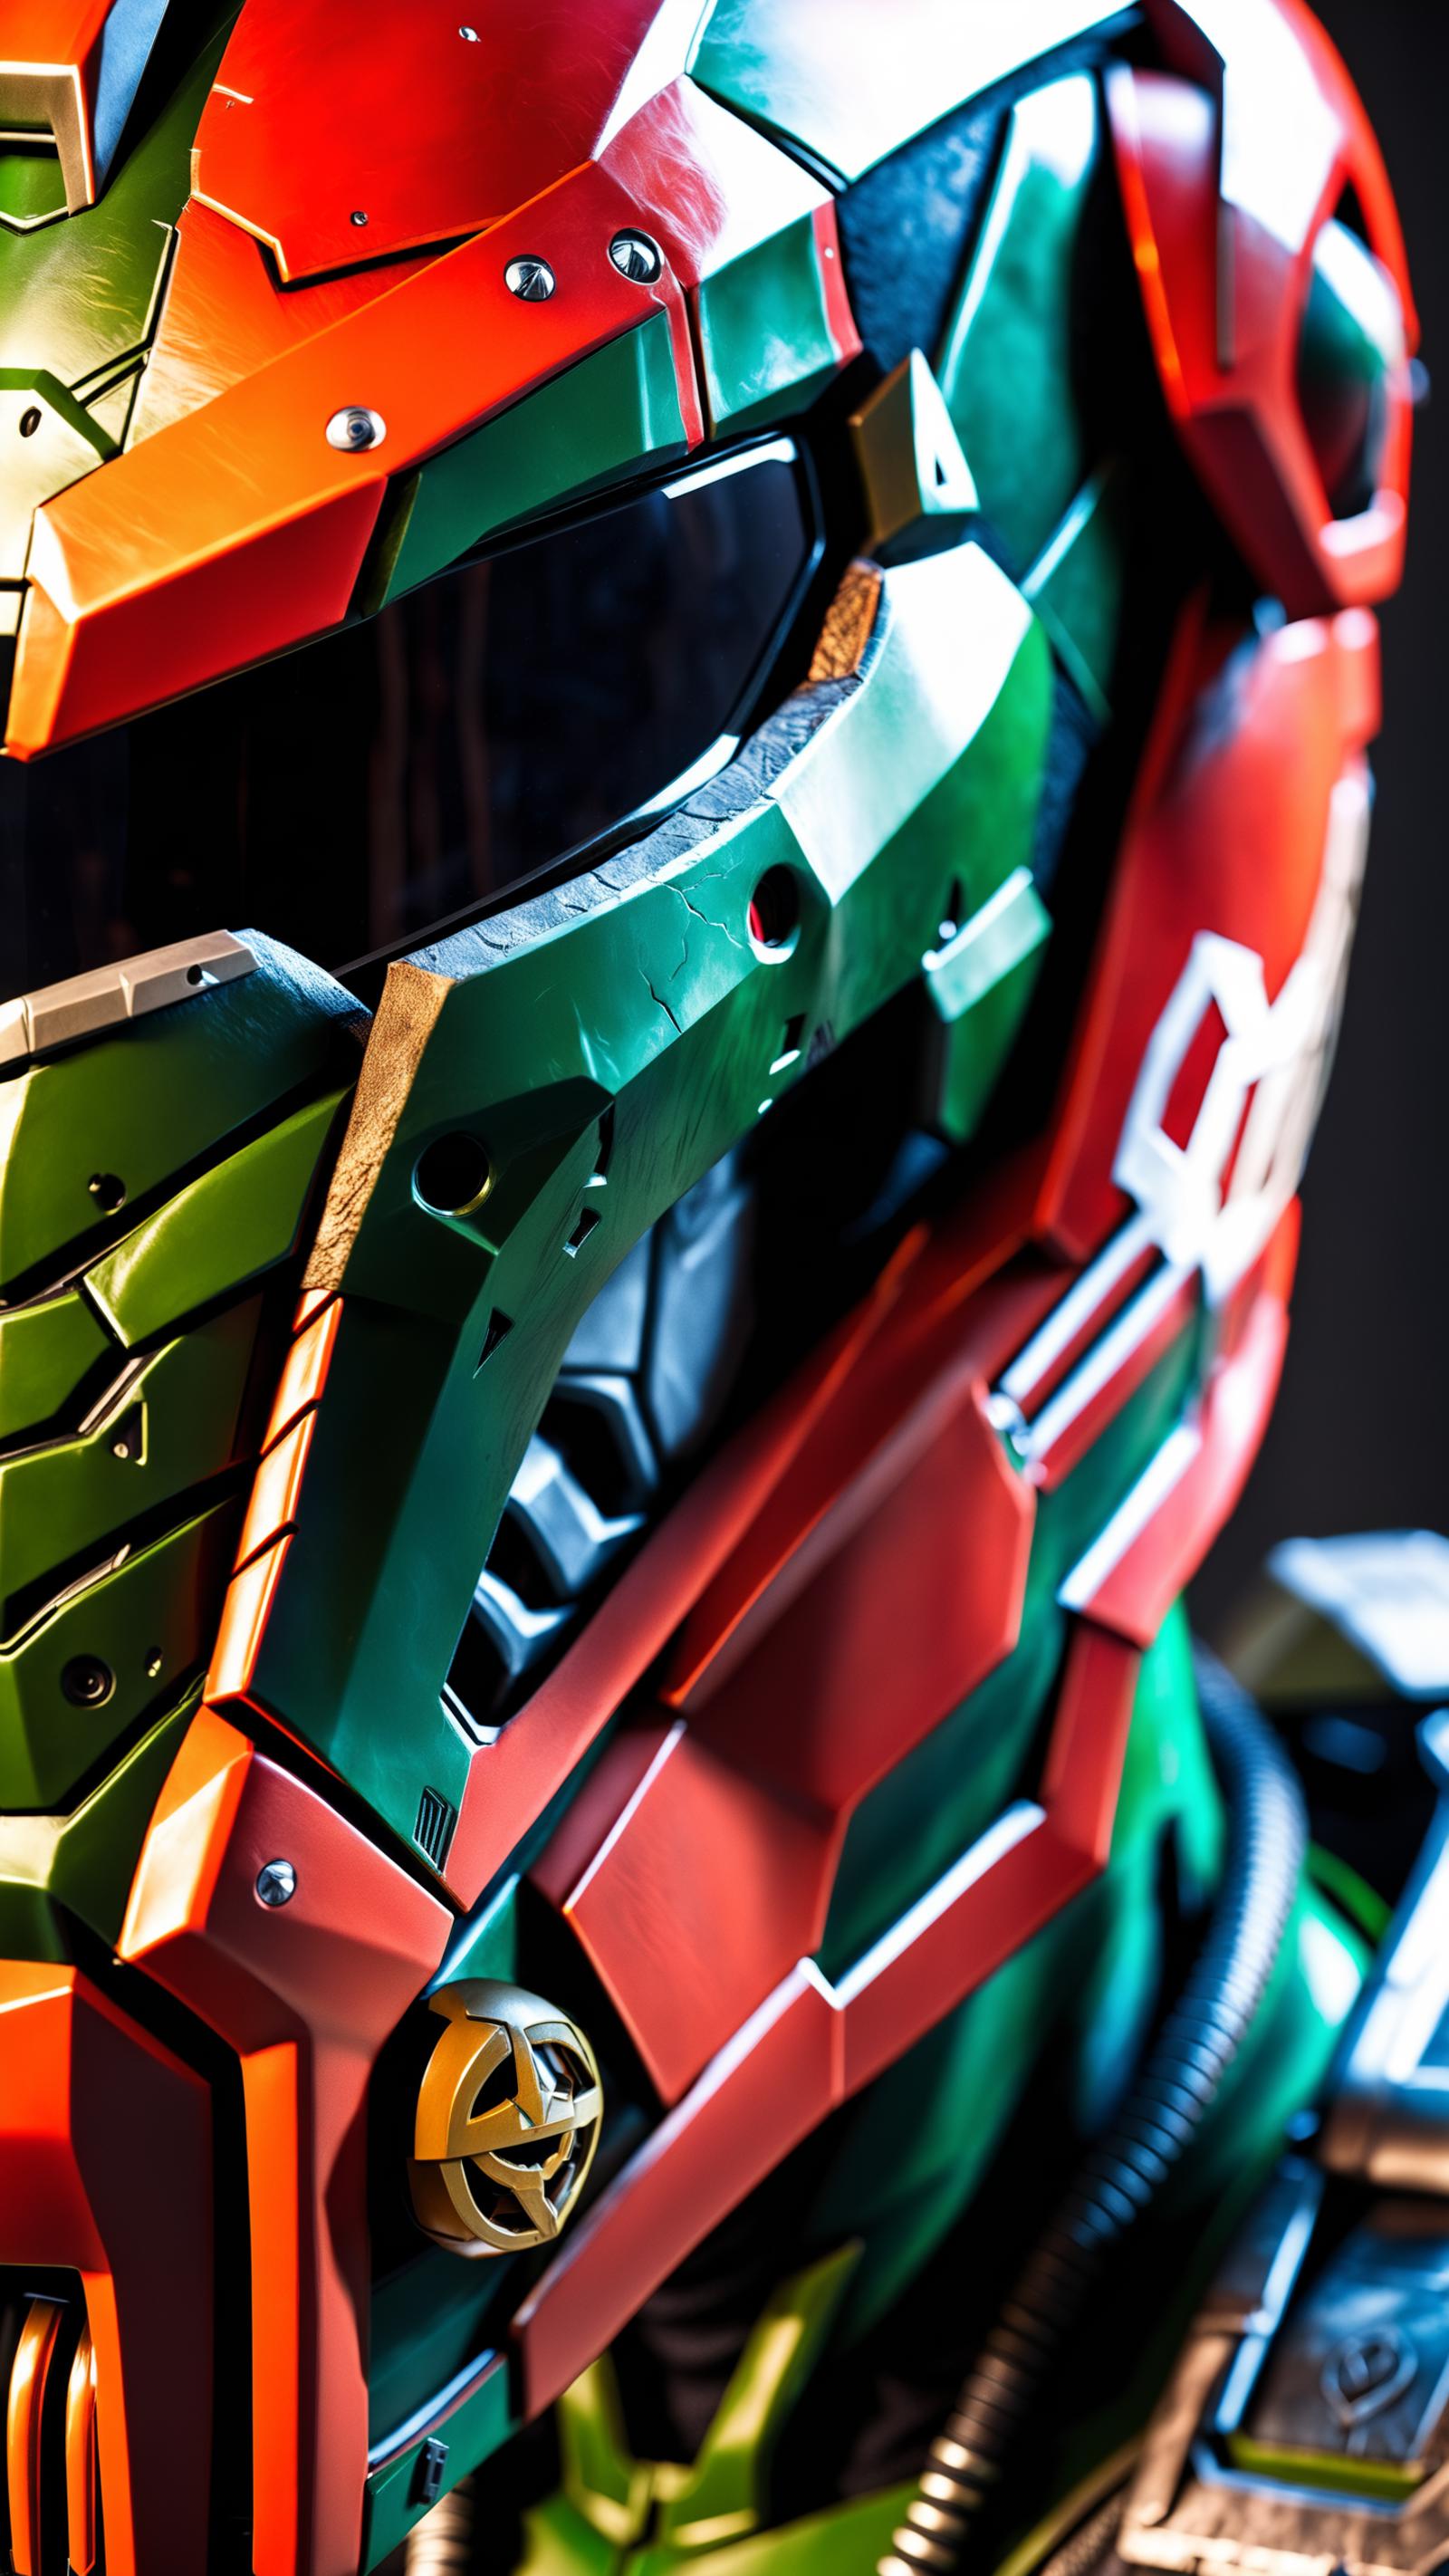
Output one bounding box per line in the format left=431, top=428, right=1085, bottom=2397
left=0, top=440, right=820, bottom=1004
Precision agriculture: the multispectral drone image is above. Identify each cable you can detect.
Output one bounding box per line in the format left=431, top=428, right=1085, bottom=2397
left=881, top=1648, right=1306, bottom=2575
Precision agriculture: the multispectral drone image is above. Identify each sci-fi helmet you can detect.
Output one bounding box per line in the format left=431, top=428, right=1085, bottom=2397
left=0, top=1, right=1415, bottom=2570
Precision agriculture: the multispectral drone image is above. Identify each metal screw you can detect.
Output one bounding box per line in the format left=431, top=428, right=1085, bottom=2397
left=609, top=230, right=662, bottom=284
left=505, top=255, right=556, bottom=303
left=350, top=208, right=369, bottom=227
left=326, top=406, right=386, bottom=452
left=255, top=1859, right=297, bottom=1908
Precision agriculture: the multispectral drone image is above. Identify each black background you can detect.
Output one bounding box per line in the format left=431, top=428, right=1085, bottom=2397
left=1196, top=0, right=1449, bottom=1628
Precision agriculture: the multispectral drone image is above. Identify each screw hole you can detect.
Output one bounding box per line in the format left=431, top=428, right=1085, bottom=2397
left=415, top=1132, right=492, bottom=1217
left=18, top=406, right=41, bottom=439
left=88, top=1171, right=127, bottom=1215
left=62, top=1656, right=114, bottom=1709
left=350, top=207, right=369, bottom=227
left=748, top=867, right=801, bottom=953
left=937, top=879, right=966, bottom=946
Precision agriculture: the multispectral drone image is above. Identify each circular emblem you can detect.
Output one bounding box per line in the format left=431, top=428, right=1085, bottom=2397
left=409, top=1981, right=603, bottom=2257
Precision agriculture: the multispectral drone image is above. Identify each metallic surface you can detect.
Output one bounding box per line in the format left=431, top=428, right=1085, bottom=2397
left=411, top=1982, right=604, bottom=2257
left=0, top=927, right=256, bottom=1065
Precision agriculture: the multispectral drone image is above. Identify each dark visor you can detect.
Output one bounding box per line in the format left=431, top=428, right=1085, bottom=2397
left=0, top=438, right=820, bottom=1005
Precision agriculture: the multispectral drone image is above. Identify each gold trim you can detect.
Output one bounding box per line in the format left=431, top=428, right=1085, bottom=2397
left=410, top=1981, right=603, bottom=2257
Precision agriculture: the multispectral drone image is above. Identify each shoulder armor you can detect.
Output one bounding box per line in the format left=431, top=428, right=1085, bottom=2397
left=1110, top=0, right=1416, bottom=616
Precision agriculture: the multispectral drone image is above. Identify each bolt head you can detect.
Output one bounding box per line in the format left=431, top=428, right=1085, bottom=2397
left=505, top=255, right=556, bottom=303
left=326, top=406, right=386, bottom=453
left=608, top=230, right=662, bottom=284
left=255, top=1859, right=297, bottom=1909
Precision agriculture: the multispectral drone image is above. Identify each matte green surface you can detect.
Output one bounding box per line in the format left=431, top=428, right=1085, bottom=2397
left=0, top=13, right=232, bottom=574
left=372, top=312, right=688, bottom=610
left=362, top=2358, right=514, bottom=2570
left=0, top=148, right=69, bottom=230
left=521, top=2485, right=912, bottom=2576
left=86, top=1086, right=347, bottom=1347
left=0, top=945, right=357, bottom=1900
left=1024, top=463, right=1134, bottom=726
left=851, top=350, right=980, bottom=559
left=652, top=2248, right=858, bottom=2548
left=938, top=74, right=1102, bottom=576
left=0, top=1296, right=261, bottom=1632
left=0, top=1500, right=238, bottom=1812
left=924, top=867, right=1052, bottom=1140
left=695, top=213, right=840, bottom=437
left=250, top=544, right=1057, bottom=1854
left=0, top=1288, right=110, bottom=1444
left=690, top=0, right=1126, bottom=185
left=0, top=938, right=359, bottom=1294
left=512, top=2250, right=893, bottom=2574
left=0, top=1694, right=197, bottom=1960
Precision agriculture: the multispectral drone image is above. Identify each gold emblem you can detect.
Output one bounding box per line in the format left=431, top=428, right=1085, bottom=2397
left=409, top=1981, right=603, bottom=2257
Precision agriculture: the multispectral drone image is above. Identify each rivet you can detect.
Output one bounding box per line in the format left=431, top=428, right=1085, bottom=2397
left=608, top=229, right=662, bottom=284
left=350, top=207, right=369, bottom=227
left=88, top=1171, right=126, bottom=1214
left=505, top=255, right=556, bottom=303
left=18, top=406, right=41, bottom=438
left=255, top=1859, right=297, bottom=1908
left=326, top=406, right=386, bottom=452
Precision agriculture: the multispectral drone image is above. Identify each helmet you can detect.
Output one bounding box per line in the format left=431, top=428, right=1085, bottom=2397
left=0, top=3, right=1415, bottom=2571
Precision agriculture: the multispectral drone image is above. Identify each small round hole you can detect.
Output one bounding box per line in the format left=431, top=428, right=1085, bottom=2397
left=748, top=867, right=801, bottom=953
left=62, top=1656, right=114, bottom=1709
left=88, top=1171, right=127, bottom=1215
left=415, top=1132, right=493, bottom=1216
left=938, top=879, right=966, bottom=945
left=350, top=207, right=369, bottom=227
left=18, top=406, right=42, bottom=439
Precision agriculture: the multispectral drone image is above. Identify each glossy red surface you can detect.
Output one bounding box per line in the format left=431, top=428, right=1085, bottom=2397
left=1113, top=0, right=1415, bottom=617
left=1079, top=1210, right=1300, bottom=1647
left=1037, top=604, right=1381, bottom=1261
left=8, top=160, right=696, bottom=755
left=513, top=1616, right=1143, bottom=2417
left=0, top=1963, right=213, bottom=2576
left=193, top=0, right=703, bottom=281
left=120, top=1713, right=450, bottom=2576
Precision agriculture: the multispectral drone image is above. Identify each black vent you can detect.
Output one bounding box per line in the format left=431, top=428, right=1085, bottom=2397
left=415, top=1786, right=456, bottom=1871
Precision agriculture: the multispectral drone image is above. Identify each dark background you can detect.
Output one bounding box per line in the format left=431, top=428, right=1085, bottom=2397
left=1196, top=0, right=1449, bottom=1628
